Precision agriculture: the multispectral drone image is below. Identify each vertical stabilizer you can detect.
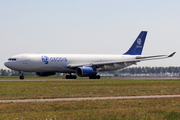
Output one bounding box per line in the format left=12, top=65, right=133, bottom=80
left=124, top=31, right=147, bottom=55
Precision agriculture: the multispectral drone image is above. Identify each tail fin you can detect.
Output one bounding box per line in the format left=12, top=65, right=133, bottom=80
left=124, top=31, right=147, bottom=55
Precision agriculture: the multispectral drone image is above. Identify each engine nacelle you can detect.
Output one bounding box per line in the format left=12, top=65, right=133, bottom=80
left=36, top=72, right=56, bottom=77
left=76, top=66, right=97, bottom=77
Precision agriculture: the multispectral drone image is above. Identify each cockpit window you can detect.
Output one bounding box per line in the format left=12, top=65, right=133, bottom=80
left=8, top=58, right=16, bottom=61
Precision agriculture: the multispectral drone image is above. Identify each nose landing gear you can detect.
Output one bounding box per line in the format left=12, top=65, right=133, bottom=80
left=19, top=71, right=24, bottom=79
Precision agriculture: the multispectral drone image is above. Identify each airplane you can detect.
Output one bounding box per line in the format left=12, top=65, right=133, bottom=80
left=4, top=31, right=176, bottom=79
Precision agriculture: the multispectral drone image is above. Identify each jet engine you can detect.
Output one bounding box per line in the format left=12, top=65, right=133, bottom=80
left=36, top=72, right=56, bottom=76
left=76, top=66, right=97, bottom=77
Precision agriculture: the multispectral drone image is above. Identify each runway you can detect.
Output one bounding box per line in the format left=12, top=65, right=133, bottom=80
left=0, top=77, right=179, bottom=81
left=0, top=95, right=180, bottom=103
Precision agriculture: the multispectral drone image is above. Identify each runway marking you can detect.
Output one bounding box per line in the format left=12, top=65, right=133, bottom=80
left=0, top=95, right=180, bottom=103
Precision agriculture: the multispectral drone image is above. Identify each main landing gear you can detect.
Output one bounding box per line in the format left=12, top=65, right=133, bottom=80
left=89, top=75, right=100, bottom=79
left=19, top=71, right=24, bottom=79
left=65, top=74, right=77, bottom=79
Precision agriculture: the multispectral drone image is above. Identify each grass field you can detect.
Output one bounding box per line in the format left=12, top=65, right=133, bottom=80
left=0, top=79, right=180, bottom=100
left=0, top=98, right=180, bottom=119
left=0, top=78, right=180, bottom=119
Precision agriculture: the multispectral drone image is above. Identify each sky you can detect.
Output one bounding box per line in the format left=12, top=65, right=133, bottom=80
left=0, top=0, right=180, bottom=69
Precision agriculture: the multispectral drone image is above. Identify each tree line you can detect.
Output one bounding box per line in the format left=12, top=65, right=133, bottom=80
left=0, top=66, right=180, bottom=76
left=0, top=69, right=35, bottom=76
left=118, top=66, right=180, bottom=74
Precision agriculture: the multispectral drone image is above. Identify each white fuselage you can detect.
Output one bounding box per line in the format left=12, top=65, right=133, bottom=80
left=4, top=31, right=175, bottom=79
left=4, top=54, right=137, bottom=73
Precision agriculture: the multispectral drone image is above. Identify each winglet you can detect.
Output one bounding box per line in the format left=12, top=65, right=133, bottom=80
left=168, top=52, right=176, bottom=57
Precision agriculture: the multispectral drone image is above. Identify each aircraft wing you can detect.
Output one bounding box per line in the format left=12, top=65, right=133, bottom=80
left=135, top=52, right=176, bottom=61
left=67, top=52, right=176, bottom=69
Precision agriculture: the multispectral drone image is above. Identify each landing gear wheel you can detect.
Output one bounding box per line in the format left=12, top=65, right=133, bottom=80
left=66, top=75, right=69, bottom=79
left=73, top=75, right=77, bottom=79
left=19, top=71, right=24, bottom=80
left=19, top=76, right=24, bottom=79
left=89, top=75, right=100, bottom=79
left=93, top=76, right=97, bottom=79
left=66, top=75, right=77, bottom=79
left=96, top=75, right=100, bottom=79
left=89, top=76, right=96, bottom=79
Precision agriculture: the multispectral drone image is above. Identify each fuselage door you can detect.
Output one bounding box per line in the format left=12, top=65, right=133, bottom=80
left=22, top=56, right=27, bottom=64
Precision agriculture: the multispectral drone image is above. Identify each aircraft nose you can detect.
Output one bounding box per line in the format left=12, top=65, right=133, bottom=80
left=4, top=62, right=10, bottom=68
left=4, top=61, right=22, bottom=70
left=4, top=62, right=16, bottom=69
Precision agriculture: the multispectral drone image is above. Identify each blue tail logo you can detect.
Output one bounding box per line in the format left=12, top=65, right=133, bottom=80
left=124, top=31, right=147, bottom=55
left=137, top=38, right=141, bottom=45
